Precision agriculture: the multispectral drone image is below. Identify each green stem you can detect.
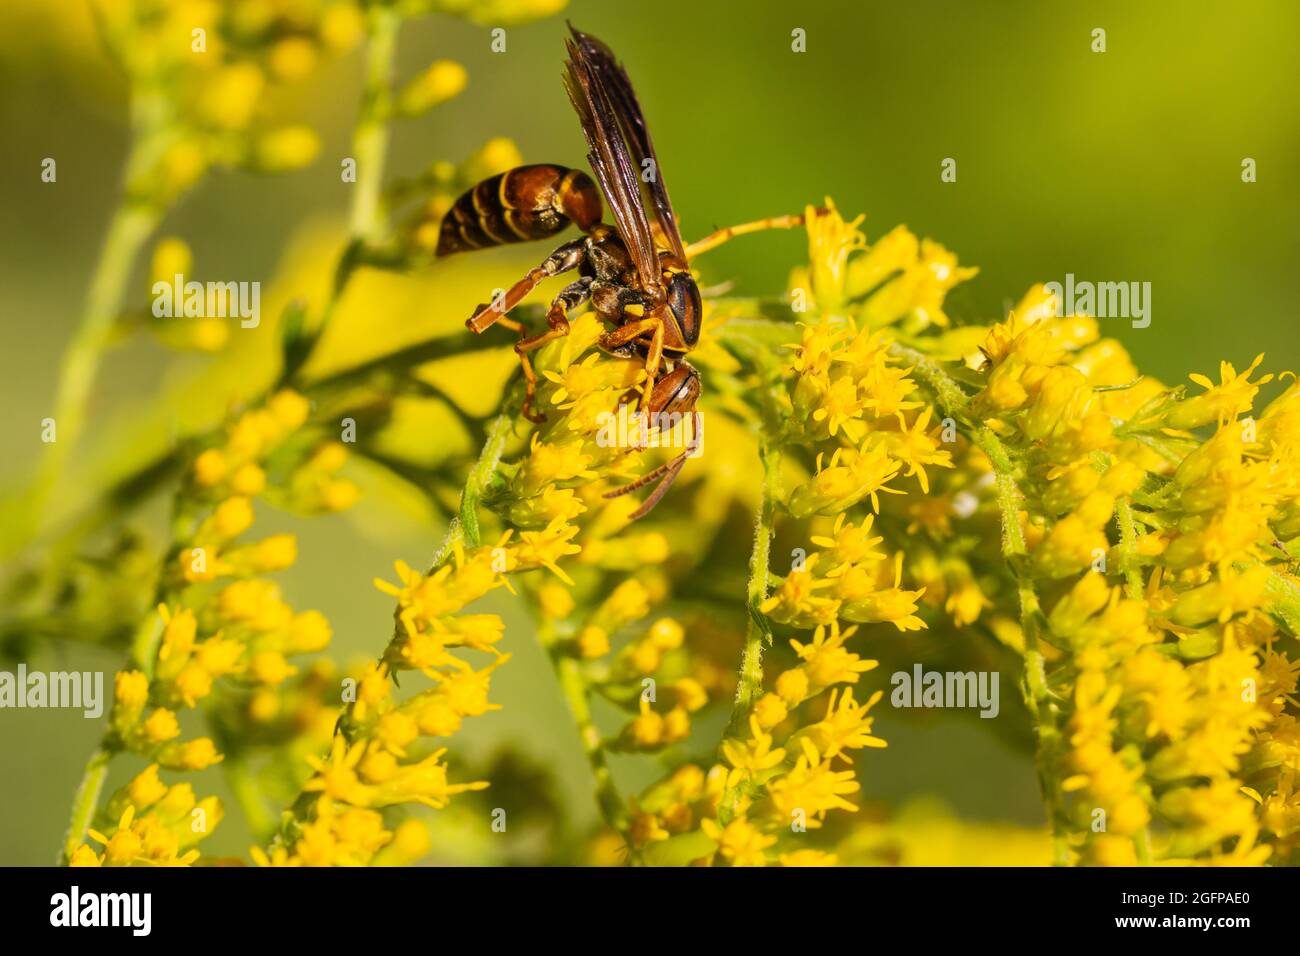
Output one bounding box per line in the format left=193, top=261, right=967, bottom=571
left=1115, top=496, right=1145, bottom=601
left=714, top=443, right=781, bottom=824
left=285, top=5, right=402, bottom=373
left=540, top=627, right=627, bottom=833
left=726, top=442, right=781, bottom=737
left=456, top=405, right=516, bottom=551
left=130, top=493, right=198, bottom=677
left=889, top=342, right=974, bottom=419
left=971, top=427, right=1027, bottom=553
left=60, top=746, right=113, bottom=863
left=970, top=423, right=1070, bottom=863
left=28, top=203, right=157, bottom=543
left=349, top=6, right=399, bottom=243
left=1114, top=495, right=1153, bottom=863
left=224, top=756, right=275, bottom=843
left=420, top=401, right=518, bottom=573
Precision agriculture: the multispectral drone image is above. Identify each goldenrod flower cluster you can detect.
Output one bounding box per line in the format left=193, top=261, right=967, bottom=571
left=956, top=284, right=1300, bottom=864
left=70, top=767, right=221, bottom=868
left=69, top=390, right=354, bottom=865
left=97, top=0, right=365, bottom=206
left=259, top=516, right=592, bottom=864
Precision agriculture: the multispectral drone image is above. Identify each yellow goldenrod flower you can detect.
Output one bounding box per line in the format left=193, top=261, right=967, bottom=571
left=700, top=815, right=778, bottom=867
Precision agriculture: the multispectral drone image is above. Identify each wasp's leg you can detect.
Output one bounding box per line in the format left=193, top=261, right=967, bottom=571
left=597, top=315, right=664, bottom=409
left=602, top=413, right=702, bottom=520
left=465, top=237, right=588, bottom=333
left=684, top=208, right=829, bottom=259
left=514, top=277, right=593, bottom=423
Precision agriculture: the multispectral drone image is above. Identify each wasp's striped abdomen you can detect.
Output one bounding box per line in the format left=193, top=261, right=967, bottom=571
left=435, top=164, right=603, bottom=257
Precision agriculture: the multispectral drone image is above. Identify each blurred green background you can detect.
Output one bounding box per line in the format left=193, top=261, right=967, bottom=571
left=1, top=0, right=1297, bottom=864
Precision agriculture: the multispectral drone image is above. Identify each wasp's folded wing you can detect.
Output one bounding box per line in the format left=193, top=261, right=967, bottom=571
left=568, top=26, right=685, bottom=261
left=564, top=36, right=663, bottom=295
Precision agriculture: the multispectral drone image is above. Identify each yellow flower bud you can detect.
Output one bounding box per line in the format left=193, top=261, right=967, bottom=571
left=1084, top=835, right=1138, bottom=867
left=395, top=60, right=468, bottom=116
left=248, top=651, right=295, bottom=686
left=267, top=390, right=311, bottom=430
left=752, top=692, right=788, bottom=729
left=374, top=819, right=432, bottom=867
left=156, top=782, right=197, bottom=819
left=576, top=626, right=610, bottom=658
left=125, top=764, right=167, bottom=810
left=253, top=534, right=297, bottom=571
left=309, top=441, right=348, bottom=472
left=248, top=688, right=279, bottom=723
left=775, top=667, right=809, bottom=706
left=219, top=580, right=282, bottom=626
left=112, top=670, right=150, bottom=725
left=101, top=826, right=143, bottom=866
left=320, top=3, right=365, bottom=51
left=604, top=579, right=650, bottom=626
left=360, top=749, right=398, bottom=783
left=627, top=811, right=669, bottom=847
left=626, top=706, right=664, bottom=749
left=1100, top=460, right=1144, bottom=496
left=635, top=532, right=670, bottom=563
left=1024, top=366, right=1087, bottom=441
left=459, top=137, right=524, bottom=185
left=150, top=237, right=191, bottom=288
left=375, top=712, right=418, bottom=753
left=155, top=141, right=207, bottom=201
left=195, top=638, right=244, bottom=677
left=173, top=663, right=214, bottom=706
left=1032, top=515, right=1106, bottom=578
left=647, top=618, right=684, bottom=650
left=141, top=708, right=180, bottom=744
left=212, top=496, right=254, bottom=539
left=1110, top=794, right=1152, bottom=835
left=229, top=463, right=266, bottom=497
left=184, top=317, right=230, bottom=352
left=157, top=606, right=197, bottom=666
left=159, top=738, right=223, bottom=771
left=269, top=37, right=317, bottom=81
left=200, top=64, right=265, bottom=131
left=255, top=126, right=320, bottom=171
left=673, top=678, right=709, bottom=712
left=538, top=583, right=575, bottom=620
left=289, top=610, right=332, bottom=653
left=663, top=707, right=691, bottom=743
left=68, top=845, right=102, bottom=868
left=1043, top=463, right=1101, bottom=516
left=628, top=640, right=660, bottom=675
left=193, top=448, right=228, bottom=487
left=320, top=478, right=360, bottom=511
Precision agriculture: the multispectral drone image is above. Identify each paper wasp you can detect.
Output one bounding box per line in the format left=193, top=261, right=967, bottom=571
left=436, top=25, right=810, bottom=517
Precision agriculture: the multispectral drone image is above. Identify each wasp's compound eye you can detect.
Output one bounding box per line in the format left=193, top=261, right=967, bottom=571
left=665, top=271, right=702, bottom=346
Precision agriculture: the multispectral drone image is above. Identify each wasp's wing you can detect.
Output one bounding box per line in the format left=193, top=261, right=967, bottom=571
left=567, top=26, right=686, bottom=262
left=564, top=33, right=663, bottom=295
